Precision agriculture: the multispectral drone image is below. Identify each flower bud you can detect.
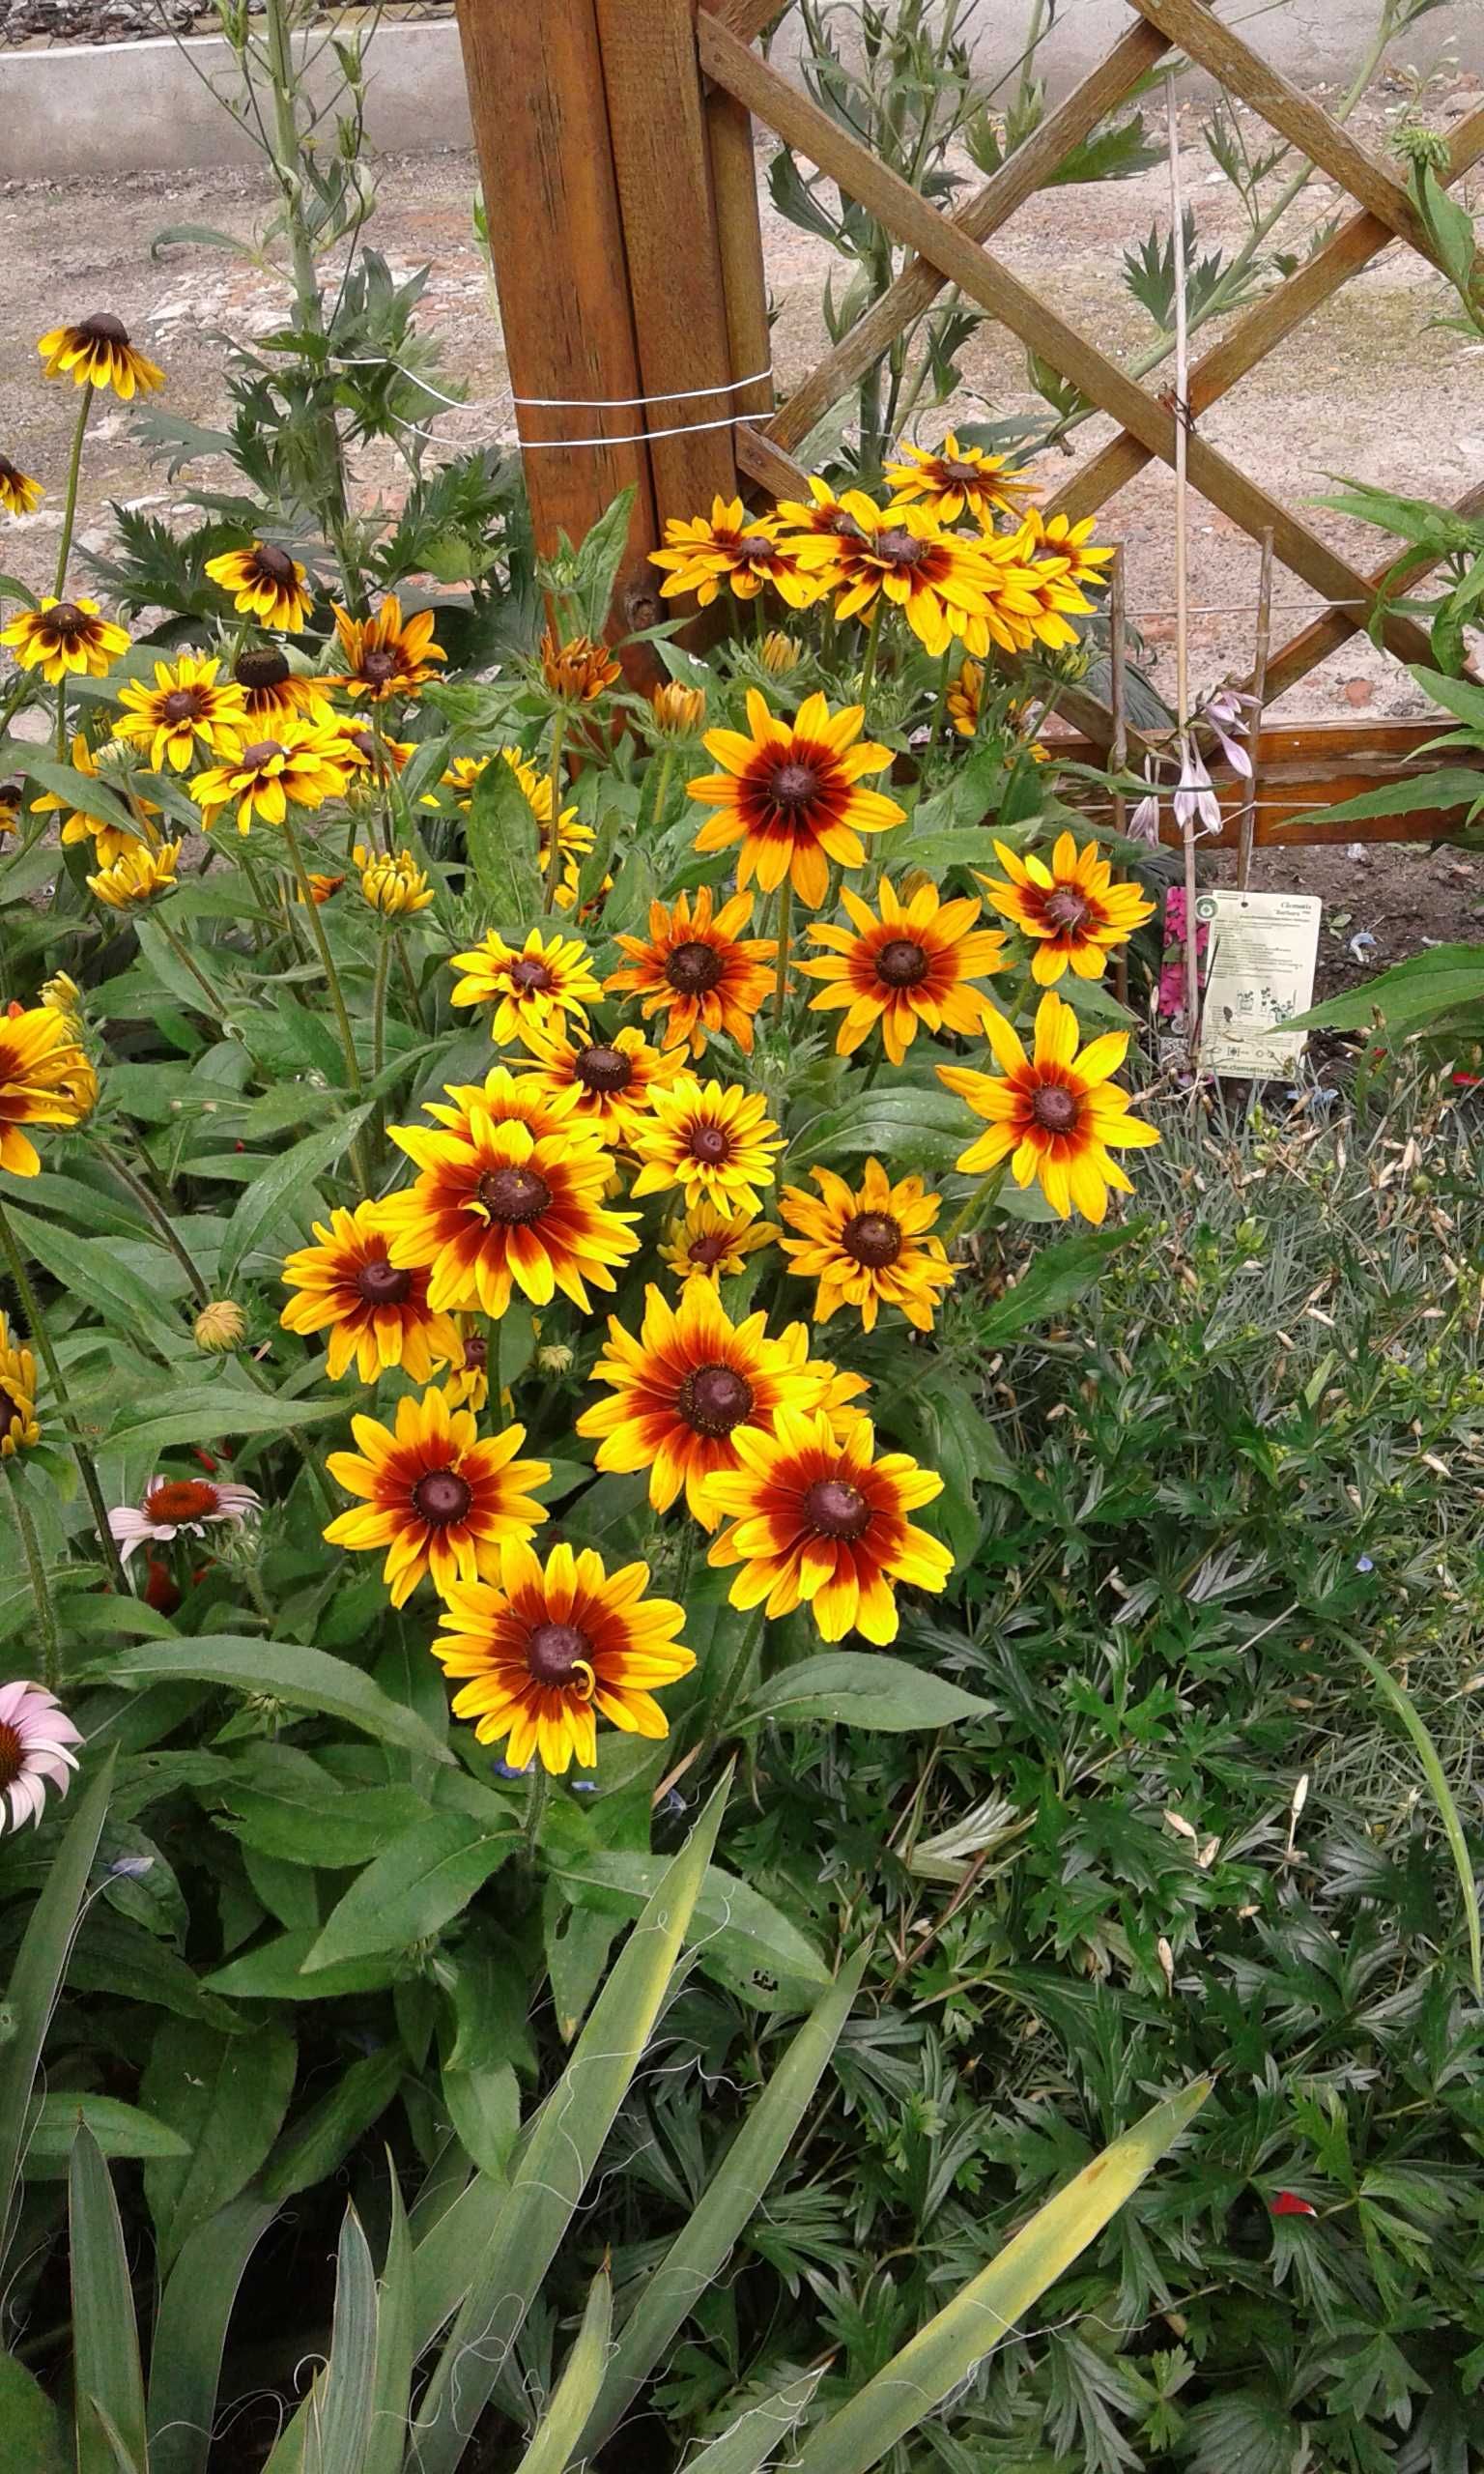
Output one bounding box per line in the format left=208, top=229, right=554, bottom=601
left=651, top=681, right=707, bottom=737
left=194, top=1299, right=245, bottom=1353
left=758, top=630, right=803, bottom=676
left=536, top=1342, right=574, bottom=1375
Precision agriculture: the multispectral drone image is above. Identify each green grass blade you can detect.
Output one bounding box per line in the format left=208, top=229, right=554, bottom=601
left=261, top=2205, right=379, bottom=2474
left=148, top=2197, right=277, bottom=2474
left=411, top=1769, right=732, bottom=2474
left=681, top=2368, right=826, bottom=2474
left=1352, top=1643, right=1483, bottom=1999
left=512, top=2268, right=613, bottom=2474
left=70, top=2124, right=148, bottom=2474
left=365, top=2177, right=414, bottom=2474
left=585, top=1948, right=869, bottom=2454
left=0, top=1750, right=116, bottom=2263
left=792, top=2079, right=1213, bottom=2474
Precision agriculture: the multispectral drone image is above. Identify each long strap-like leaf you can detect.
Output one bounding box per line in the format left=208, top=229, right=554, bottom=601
left=513, top=2269, right=613, bottom=2474
left=1352, top=1643, right=1483, bottom=1999
left=680, top=2368, right=826, bottom=2474
left=70, top=2123, right=149, bottom=2474
left=148, top=2196, right=277, bottom=2474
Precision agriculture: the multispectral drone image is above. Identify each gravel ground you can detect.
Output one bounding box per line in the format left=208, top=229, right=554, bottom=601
left=4, top=81, right=1483, bottom=975
left=0, top=0, right=443, bottom=45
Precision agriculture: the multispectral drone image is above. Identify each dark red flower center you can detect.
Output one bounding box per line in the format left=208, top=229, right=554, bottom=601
left=239, top=740, right=284, bottom=769
left=509, top=957, right=556, bottom=993
left=677, top=1361, right=755, bottom=1437
left=47, top=604, right=86, bottom=638
left=0, top=1719, right=22, bottom=1790
left=0, top=1387, right=20, bottom=1434
left=477, top=1165, right=552, bottom=1223
left=1042, top=886, right=1091, bottom=934
left=80, top=311, right=129, bottom=345
left=666, top=938, right=725, bottom=995
left=144, top=1478, right=219, bottom=1523
left=346, top=730, right=377, bottom=761
left=360, top=647, right=399, bottom=686
left=526, top=1620, right=591, bottom=1684
left=161, top=687, right=207, bottom=724
left=842, top=1211, right=901, bottom=1269
left=767, top=761, right=821, bottom=813
left=1030, top=1084, right=1079, bottom=1134
left=803, top=1478, right=871, bottom=1541
left=937, top=459, right=984, bottom=487
left=253, top=544, right=298, bottom=586
left=824, top=506, right=866, bottom=538
left=355, top=1256, right=412, bottom=1307
left=688, top=1122, right=731, bottom=1165
left=874, top=527, right=926, bottom=569
left=460, top=1333, right=488, bottom=1371
left=235, top=647, right=290, bottom=690
left=412, top=1467, right=472, bottom=1526
left=0, top=458, right=21, bottom=487
left=875, top=937, right=929, bottom=989
left=687, top=1230, right=730, bottom=1268
left=575, top=1043, right=631, bottom=1094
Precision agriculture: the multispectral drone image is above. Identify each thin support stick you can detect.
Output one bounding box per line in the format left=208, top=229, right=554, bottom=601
left=1166, top=68, right=1199, bottom=1069
left=1237, top=530, right=1275, bottom=893
left=1108, top=546, right=1130, bottom=1012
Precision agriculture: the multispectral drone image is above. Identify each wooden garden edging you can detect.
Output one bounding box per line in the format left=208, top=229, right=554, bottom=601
left=452, top=0, right=1484, bottom=841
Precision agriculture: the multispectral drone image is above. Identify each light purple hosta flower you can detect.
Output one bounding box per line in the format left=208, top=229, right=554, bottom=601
left=1201, top=686, right=1256, bottom=780
left=1173, top=735, right=1223, bottom=838
left=0, top=1681, right=83, bottom=1834
left=1127, top=759, right=1162, bottom=846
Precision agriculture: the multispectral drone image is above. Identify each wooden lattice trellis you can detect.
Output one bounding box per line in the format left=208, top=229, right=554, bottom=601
left=453, top=0, right=1484, bottom=841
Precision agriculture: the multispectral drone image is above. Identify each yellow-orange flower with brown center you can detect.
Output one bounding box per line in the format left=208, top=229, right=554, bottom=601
left=0, top=1005, right=96, bottom=1176
left=700, top=1406, right=954, bottom=1644
left=938, top=990, right=1159, bottom=1223
left=1015, top=507, right=1116, bottom=594
left=577, top=1277, right=854, bottom=1526
left=37, top=313, right=164, bottom=399
left=279, top=1201, right=463, bottom=1383
left=630, top=1075, right=783, bottom=1217
left=232, top=646, right=337, bottom=732
left=688, top=689, right=902, bottom=909
left=659, top=1200, right=778, bottom=1284
left=331, top=592, right=445, bottom=702
left=381, top=1097, right=638, bottom=1318
left=189, top=723, right=350, bottom=835
left=0, top=1311, right=39, bottom=1455
left=979, top=832, right=1156, bottom=986
left=113, top=653, right=248, bottom=772
left=606, top=887, right=777, bottom=1058
left=885, top=430, right=1037, bottom=528
left=782, top=494, right=996, bottom=659
left=0, top=458, right=43, bottom=519
left=324, top=1387, right=549, bottom=1608
left=799, top=877, right=1006, bottom=1064
left=650, top=497, right=817, bottom=610
left=512, top=1019, right=685, bottom=1144
left=541, top=627, right=619, bottom=702
left=2, top=597, right=128, bottom=684
left=205, top=542, right=313, bottom=634
left=447, top=925, right=603, bottom=1046
left=29, top=733, right=156, bottom=865
left=435, top=1539, right=694, bottom=1774
left=780, top=1159, right=956, bottom=1335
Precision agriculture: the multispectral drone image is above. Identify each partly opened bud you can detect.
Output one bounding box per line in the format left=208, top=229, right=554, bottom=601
left=651, top=681, right=707, bottom=737
left=194, top=1299, right=245, bottom=1353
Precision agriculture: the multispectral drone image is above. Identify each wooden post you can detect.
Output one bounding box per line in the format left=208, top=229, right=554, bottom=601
left=594, top=0, right=744, bottom=521
left=452, top=0, right=661, bottom=638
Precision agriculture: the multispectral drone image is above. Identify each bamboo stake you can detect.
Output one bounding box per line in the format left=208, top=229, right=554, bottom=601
left=1166, top=67, right=1199, bottom=1068
left=1236, top=529, right=1275, bottom=892
left=1108, top=545, right=1130, bottom=1012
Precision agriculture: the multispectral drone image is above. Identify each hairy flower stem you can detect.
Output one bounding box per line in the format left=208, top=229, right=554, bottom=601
left=543, top=713, right=566, bottom=912
left=240, top=1350, right=337, bottom=1518
left=155, top=916, right=229, bottom=1021
left=0, top=1199, right=127, bottom=1591
left=488, top=1314, right=503, bottom=1433
left=645, top=750, right=675, bottom=834
left=53, top=381, right=95, bottom=600
left=524, top=1763, right=548, bottom=1854
left=8, top=1471, right=61, bottom=1692
left=945, top=1164, right=1007, bottom=1253
left=370, top=931, right=391, bottom=1165
left=858, top=596, right=887, bottom=704
left=96, top=1138, right=210, bottom=1306
left=773, top=880, right=793, bottom=1024
left=707, top=1605, right=766, bottom=1742
left=923, top=648, right=953, bottom=773
left=280, top=815, right=370, bottom=1191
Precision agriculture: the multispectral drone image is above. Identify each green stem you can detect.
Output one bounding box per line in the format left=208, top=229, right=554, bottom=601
left=8, top=1470, right=61, bottom=1692
left=524, top=1763, right=548, bottom=1852
left=923, top=647, right=953, bottom=774
left=488, top=1313, right=503, bottom=1431
left=945, top=1163, right=1008, bottom=1253
left=155, top=914, right=230, bottom=1021
left=773, top=878, right=793, bottom=1025
left=54, top=678, right=67, bottom=767
left=240, top=1349, right=338, bottom=1520
left=53, top=381, right=95, bottom=600
left=645, top=748, right=675, bottom=834
left=280, top=814, right=370, bottom=1190
left=370, top=930, right=391, bottom=1162
left=707, top=1605, right=766, bottom=1740
left=96, top=1138, right=210, bottom=1306
left=395, top=935, right=427, bottom=1032
left=858, top=595, right=886, bottom=704
left=543, top=712, right=566, bottom=912
left=0, top=1196, right=127, bottom=1591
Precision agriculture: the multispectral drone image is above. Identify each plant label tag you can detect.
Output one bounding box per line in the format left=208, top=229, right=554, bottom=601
left=1190, top=889, right=1322, bottom=1076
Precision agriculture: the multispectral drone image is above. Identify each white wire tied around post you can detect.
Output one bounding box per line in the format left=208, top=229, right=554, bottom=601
left=513, top=365, right=776, bottom=450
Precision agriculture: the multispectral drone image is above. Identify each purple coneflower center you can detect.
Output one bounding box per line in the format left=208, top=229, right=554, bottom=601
left=253, top=544, right=298, bottom=586
left=688, top=1122, right=731, bottom=1165
left=687, top=1230, right=729, bottom=1268
left=575, top=1044, right=631, bottom=1094
left=804, top=1478, right=871, bottom=1541
left=678, top=1362, right=755, bottom=1437
left=0, top=1386, right=21, bottom=1433
left=0, top=1719, right=23, bottom=1789
left=461, top=1334, right=488, bottom=1372
left=1042, top=887, right=1091, bottom=934
left=477, top=1165, right=552, bottom=1224
left=875, top=937, right=929, bottom=989
left=145, top=1479, right=219, bottom=1523
left=666, top=939, right=724, bottom=994
left=412, top=1468, right=472, bottom=1526
left=1030, top=1084, right=1079, bottom=1134
left=842, top=1211, right=901, bottom=1270
left=767, top=762, right=821, bottom=813
left=937, top=459, right=983, bottom=488
left=356, top=1256, right=412, bottom=1307
left=526, top=1621, right=590, bottom=1684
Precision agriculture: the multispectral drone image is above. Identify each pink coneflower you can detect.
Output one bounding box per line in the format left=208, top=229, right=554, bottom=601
left=108, top=1474, right=261, bottom=1563
left=0, top=1681, right=83, bottom=1833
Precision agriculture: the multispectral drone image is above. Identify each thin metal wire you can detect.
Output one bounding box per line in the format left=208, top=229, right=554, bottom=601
left=517, top=411, right=774, bottom=449
left=512, top=366, right=773, bottom=409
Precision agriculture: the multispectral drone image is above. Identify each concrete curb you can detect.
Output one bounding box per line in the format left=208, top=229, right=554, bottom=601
left=1, top=6, right=1478, bottom=183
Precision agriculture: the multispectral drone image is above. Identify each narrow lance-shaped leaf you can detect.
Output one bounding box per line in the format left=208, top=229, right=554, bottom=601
left=70, top=2125, right=149, bottom=2474
left=148, top=2197, right=278, bottom=2474
left=681, top=2368, right=827, bottom=2474
left=1352, top=1643, right=1482, bottom=2000
left=364, top=2178, right=414, bottom=2474
left=99, top=1639, right=452, bottom=1763
left=514, top=2268, right=614, bottom=2474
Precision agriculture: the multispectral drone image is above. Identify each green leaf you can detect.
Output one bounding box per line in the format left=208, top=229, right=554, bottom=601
left=365, top=2181, right=414, bottom=2474
left=308, top=2207, right=380, bottom=2473
left=556, top=1850, right=831, bottom=2003
left=585, top=1951, right=867, bottom=2451
left=0, top=1749, right=117, bottom=2244
left=203, top=1930, right=403, bottom=2001
left=1409, top=665, right=1484, bottom=734
left=786, top=1087, right=973, bottom=1177
left=24, top=2094, right=190, bottom=2170
left=411, top=1773, right=732, bottom=2467
left=99, top=1638, right=453, bottom=1763
left=1351, top=1645, right=1482, bottom=1999
left=549, top=484, right=637, bottom=635
left=791, top=2080, right=1212, bottom=2474
left=681, top=2370, right=825, bottom=2474
left=221, top=1766, right=430, bottom=1868
left=152, top=220, right=257, bottom=259
left=305, top=1812, right=518, bottom=1971
left=746, top=1654, right=992, bottom=1734
left=0, top=1203, right=186, bottom=1353
left=142, top=2020, right=296, bottom=2272
left=515, top=2269, right=613, bottom=2474
left=467, top=746, right=544, bottom=932
left=0, top=2352, right=67, bottom=2473
left=1285, top=767, right=1484, bottom=830
left=147, top=2197, right=277, bottom=2474
left=441, top=2054, right=521, bottom=2181
left=100, top=1389, right=344, bottom=1459
left=1290, top=940, right=1484, bottom=1034
left=260, top=2047, right=404, bottom=2203
left=20, top=756, right=138, bottom=839
left=975, top=1223, right=1140, bottom=1347
left=216, top=1105, right=374, bottom=1290
left=70, top=2127, right=148, bottom=2474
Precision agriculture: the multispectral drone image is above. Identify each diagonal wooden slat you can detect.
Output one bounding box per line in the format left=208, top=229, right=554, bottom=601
left=1127, top=0, right=1429, bottom=255
left=763, top=17, right=1172, bottom=456
left=706, top=0, right=792, bottom=40
left=1047, top=103, right=1484, bottom=532
left=699, top=11, right=1439, bottom=680
left=1261, top=479, right=1484, bottom=705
